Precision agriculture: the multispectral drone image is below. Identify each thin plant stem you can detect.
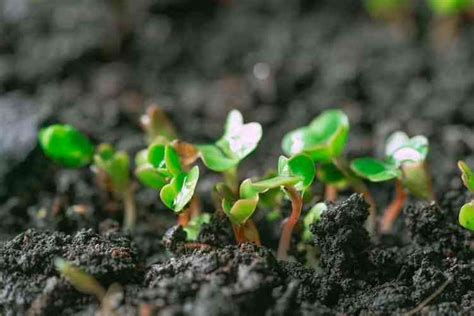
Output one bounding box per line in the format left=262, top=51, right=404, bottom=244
left=325, top=185, right=338, bottom=202
left=122, top=186, right=137, bottom=231
left=277, top=186, right=302, bottom=261
left=232, top=220, right=261, bottom=246
left=381, top=180, right=408, bottom=233
left=178, top=209, right=190, bottom=227
left=224, top=167, right=239, bottom=194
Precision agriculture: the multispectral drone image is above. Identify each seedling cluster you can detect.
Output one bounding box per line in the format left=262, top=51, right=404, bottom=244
left=39, top=106, right=471, bottom=262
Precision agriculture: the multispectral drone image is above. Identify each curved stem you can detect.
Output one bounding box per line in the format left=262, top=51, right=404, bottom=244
left=122, top=186, right=137, bottom=231
left=380, top=180, right=408, bottom=233
left=277, top=186, right=302, bottom=261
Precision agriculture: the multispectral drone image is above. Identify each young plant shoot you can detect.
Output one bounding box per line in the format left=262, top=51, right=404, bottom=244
left=458, top=161, right=474, bottom=231
left=282, top=109, right=376, bottom=227
left=135, top=143, right=199, bottom=227
left=218, top=154, right=314, bottom=260
left=351, top=131, right=434, bottom=232
left=39, top=125, right=137, bottom=231
left=302, top=202, right=327, bottom=242
left=429, top=0, right=474, bottom=16
left=197, top=110, right=262, bottom=191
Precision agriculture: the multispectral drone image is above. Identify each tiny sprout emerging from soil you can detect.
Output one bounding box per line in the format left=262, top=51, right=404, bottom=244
left=198, top=110, right=262, bottom=190
left=282, top=109, right=376, bottom=229
left=54, top=258, right=106, bottom=301
left=303, top=202, right=327, bottom=242
left=428, top=0, right=474, bottom=16
left=39, top=125, right=137, bottom=231
left=135, top=143, right=200, bottom=220
left=351, top=131, right=434, bottom=232
left=183, top=213, right=211, bottom=241
left=458, top=161, right=474, bottom=231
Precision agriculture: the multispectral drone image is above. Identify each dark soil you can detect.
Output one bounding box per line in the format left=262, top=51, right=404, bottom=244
left=0, top=0, right=473, bottom=315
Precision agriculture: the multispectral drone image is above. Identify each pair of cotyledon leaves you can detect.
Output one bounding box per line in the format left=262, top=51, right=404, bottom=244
left=39, top=125, right=130, bottom=193
left=219, top=154, right=315, bottom=225
left=350, top=131, right=429, bottom=182
left=135, top=144, right=199, bottom=213
left=458, top=161, right=474, bottom=231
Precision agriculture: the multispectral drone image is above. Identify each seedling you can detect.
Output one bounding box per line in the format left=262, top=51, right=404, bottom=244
left=55, top=258, right=122, bottom=315
left=197, top=110, right=262, bottom=191
left=135, top=143, right=199, bottom=225
left=458, top=161, right=474, bottom=231
left=39, top=125, right=137, bottom=230
left=183, top=213, right=211, bottom=241
left=351, top=131, right=434, bottom=232
left=428, top=0, right=474, bottom=16
left=302, top=202, right=327, bottom=242
left=218, top=154, right=315, bottom=260
left=282, top=109, right=376, bottom=228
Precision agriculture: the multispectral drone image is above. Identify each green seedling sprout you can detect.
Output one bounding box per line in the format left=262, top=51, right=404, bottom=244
left=39, top=125, right=137, bottom=231
left=55, top=258, right=123, bottom=315
left=428, top=0, right=474, bottom=16
left=364, top=0, right=411, bottom=20
left=351, top=131, right=434, bottom=233
left=282, top=109, right=377, bottom=229
left=458, top=161, right=474, bottom=231
left=302, top=202, right=327, bottom=242
left=218, top=154, right=315, bottom=260
left=135, top=143, right=200, bottom=226
left=197, top=110, right=262, bottom=191
left=183, top=213, right=211, bottom=241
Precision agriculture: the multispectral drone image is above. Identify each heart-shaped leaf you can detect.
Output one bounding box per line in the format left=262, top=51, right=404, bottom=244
left=287, top=154, right=315, bottom=190
left=385, top=131, right=428, bottom=164
left=458, top=161, right=474, bottom=193
left=459, top=201, right=474, bottom=231
left=282, top=110, right=349, bottom=163
left=160, top=166, right=199, bottom=213
left=93, top=144, right=130, bottom=192
left=351, top=158, right=401, bottom=182
left=198, top=110, right=262, bottom=172
left=39, top=124, right=94, bottom=168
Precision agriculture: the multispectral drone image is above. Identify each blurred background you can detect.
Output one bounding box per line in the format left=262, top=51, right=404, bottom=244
left=1, top=0, right=474, bottom=239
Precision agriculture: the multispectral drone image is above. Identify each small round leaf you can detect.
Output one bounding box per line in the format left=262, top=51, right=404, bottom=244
left=459, top=201, right=474, bottom=231
left=39, top=124, right=94, bottom=168
left=197, top=144, right=239, bottom=172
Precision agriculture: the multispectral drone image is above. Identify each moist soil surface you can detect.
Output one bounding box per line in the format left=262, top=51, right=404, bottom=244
left=1, top=0, right=474, bottom=315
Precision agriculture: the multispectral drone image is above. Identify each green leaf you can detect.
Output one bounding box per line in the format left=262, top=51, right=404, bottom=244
left=94, top=144, right=130, bottom=192
left=39, top=124, right=94, bottom=168
left=385, top=131, right=429, bottom=164
left=282, top=110, right=349, bottom=163
left=227, top=197, right=259, bottom=225
left=317, top=163, right=349, bottom=188
left=351, top=158, right=401, bottom=182
left=183, top=213, right=211, bottom=241
left=287, top=154, right=315, bottom=190
left=198, top=110, right=262, bottom=172
left=459, top=201, right=474, bottom=231
left=303, top=202, right=327, bottom=241
left=147, top=144, right=166, bottom=169
left=251, top=176, right=301, bottom=191
left=135, top=165, right=167, bottom=189
left=160, top=167, right=199, bottom=213
left=400, top=162, right=433, bottom=200
left=165, top=146, right=182, bottom=176
left=197, top=144, right=240, bottom=172
left=458, top=161, right=474, bottom=193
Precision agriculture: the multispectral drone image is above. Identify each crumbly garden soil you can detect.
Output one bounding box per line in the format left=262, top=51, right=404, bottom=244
left=0, top=0, right=474, bottom=315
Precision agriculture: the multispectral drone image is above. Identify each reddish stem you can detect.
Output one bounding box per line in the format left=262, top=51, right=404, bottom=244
left=380, top=180, right=408, bottom=233
left=232, top=220, right=261, bottom=246
left=277, top=186, right=303, bottom=261
left=325, top=185, right=338, bottom=202
left=178, top=210, right=190, bottom=227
